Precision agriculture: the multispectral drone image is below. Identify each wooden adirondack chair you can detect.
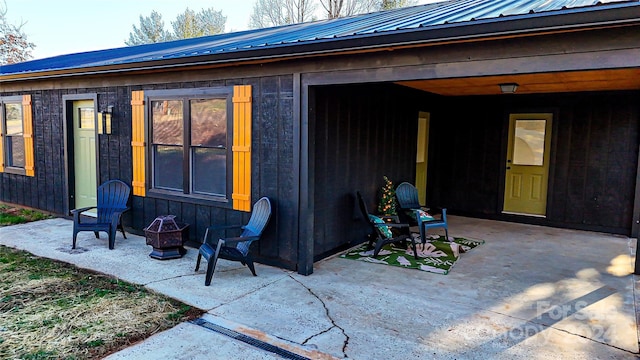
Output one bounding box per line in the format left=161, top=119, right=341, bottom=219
left=356, top=191, right=418, bottom=259
left=195, top=197, right=272, bottom=286
left=395, top=182, right=449, bottom=242
left=71, top=179, right=130, bottom=250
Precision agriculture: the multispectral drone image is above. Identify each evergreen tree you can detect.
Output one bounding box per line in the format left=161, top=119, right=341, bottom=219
left=171, top=7, right=226, bottom=39
left=377, top=176, right=398, bottom=216
left=126, top=11, right=171, bottom=46
left=195, top=8, right=227, bottom=35
left=127, top=7, right=226, bottom=47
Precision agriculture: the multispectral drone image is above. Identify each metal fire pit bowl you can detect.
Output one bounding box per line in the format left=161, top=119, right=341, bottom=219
left=144, top=215, right=189, bottom=260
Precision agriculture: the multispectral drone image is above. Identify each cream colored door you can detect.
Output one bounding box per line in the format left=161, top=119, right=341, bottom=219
left=73, top=100, right=97, bottom=211
left=503, top=113, right=553, bottom=216
left=415, top=112, right=430, bottom=205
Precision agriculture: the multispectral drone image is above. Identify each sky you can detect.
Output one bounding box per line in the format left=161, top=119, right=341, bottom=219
left=4, top=0, right=435, bottom=61
left=3, top=0, right=259, bottom=60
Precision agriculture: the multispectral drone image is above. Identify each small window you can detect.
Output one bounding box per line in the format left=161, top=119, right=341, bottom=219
left=152, top=100, right=184, bottom=191
left=5, top=103, right=25, bottom=168
left=147, top=88, right=233, bottom=202
left=1, top=97, right=29, bottom=174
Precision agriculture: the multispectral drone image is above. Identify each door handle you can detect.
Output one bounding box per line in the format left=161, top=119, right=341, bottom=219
left=506, top=166, right=511, bottom=170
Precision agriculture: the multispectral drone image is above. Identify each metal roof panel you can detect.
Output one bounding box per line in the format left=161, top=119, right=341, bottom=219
left=1, top=0, right=637, bottom=77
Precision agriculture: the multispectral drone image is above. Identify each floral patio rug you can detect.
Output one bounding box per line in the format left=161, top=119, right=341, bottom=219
left=340, top=234, right=484, bottom=275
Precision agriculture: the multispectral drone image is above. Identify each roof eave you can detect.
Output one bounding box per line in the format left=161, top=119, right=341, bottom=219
left=2, top=3, right=639, bottom=83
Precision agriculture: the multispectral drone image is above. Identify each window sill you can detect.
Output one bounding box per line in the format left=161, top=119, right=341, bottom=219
left=3, top=167, right=27, bottom=176
left=146, top=189, right=231, bottom=208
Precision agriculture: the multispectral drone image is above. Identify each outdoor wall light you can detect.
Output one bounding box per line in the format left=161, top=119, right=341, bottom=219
left=98, top=105, right=114, bottom=135
left=499, top=83, right=519, bottom=94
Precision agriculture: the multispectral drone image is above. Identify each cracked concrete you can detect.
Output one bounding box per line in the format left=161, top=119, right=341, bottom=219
left=291, top=274, right=350, bottom=357
left=0, top=216, right=638, bottom=359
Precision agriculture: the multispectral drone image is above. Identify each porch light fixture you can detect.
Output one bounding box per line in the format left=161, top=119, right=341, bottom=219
left=499, top=83, right=519, bottom=94
left=98, top=105, right=114, bottom=135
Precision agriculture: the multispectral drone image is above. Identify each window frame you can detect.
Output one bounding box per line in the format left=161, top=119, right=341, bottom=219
left=0, top=95, right=27, bottom=176
left=145, top=87, right=234, bottom=205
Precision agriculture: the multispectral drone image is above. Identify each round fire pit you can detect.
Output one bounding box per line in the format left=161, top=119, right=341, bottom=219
left=144, top=215, right=189, bottom=260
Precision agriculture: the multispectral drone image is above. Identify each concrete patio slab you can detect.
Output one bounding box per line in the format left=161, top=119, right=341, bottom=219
left=0, top=216, right=637, bottom=359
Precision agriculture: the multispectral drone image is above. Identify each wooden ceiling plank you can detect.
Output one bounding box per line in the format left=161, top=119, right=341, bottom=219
left=395, top=69, right=640, bottom=96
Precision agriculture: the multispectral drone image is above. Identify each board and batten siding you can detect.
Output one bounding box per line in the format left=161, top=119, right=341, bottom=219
left=427, top=91, right=639, bottom=235
left=0, top=76, right=298, bottom=270
left=549, top=92, right=638, bottom=233
left=1, top=90, right=67, bottom=214
left=312, top=84, right=426, bottom=259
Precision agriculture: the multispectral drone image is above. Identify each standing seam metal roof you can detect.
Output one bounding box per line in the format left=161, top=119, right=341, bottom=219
left=0, top=0, right=638, bottom=76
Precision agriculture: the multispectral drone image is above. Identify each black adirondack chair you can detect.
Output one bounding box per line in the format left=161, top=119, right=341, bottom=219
left=195, top=197, right=272, bottom=286
left=72, top=179, right=130, bottom=250
left=356, top=191, right=418, bottom=259
left=395, top=182, right=449, bottom=242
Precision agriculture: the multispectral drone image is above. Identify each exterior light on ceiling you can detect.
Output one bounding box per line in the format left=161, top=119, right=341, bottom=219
left=499, top=83, right=519, bottom=94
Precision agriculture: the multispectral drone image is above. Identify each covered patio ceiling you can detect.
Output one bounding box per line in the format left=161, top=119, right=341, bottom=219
left=396, top=68, right=640, bottom=96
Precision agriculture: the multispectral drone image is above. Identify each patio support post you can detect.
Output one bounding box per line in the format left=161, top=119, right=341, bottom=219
left=297, top=74, right=314, bottom=275
left=635, top=241, right=640, bottom=275
left=632, top=144, right=640, bottom=274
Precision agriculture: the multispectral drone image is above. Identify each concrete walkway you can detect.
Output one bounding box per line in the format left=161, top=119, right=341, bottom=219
left=0, top=216, right=638, bottom=359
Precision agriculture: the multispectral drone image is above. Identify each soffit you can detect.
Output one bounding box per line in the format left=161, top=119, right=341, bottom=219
left=395, top=68, right=640, bottom=95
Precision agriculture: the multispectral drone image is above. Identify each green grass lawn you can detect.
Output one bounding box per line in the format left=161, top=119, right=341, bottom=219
left=0, top=205, right=52, bottom=226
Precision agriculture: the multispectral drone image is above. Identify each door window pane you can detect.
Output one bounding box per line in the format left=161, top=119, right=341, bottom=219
left=153, top=145, right=183, bottom=191
left=513, top=119, right=546, bottom=166
left=152, top=100, right=183, bottom=145
left=191, top=99, right=227, bottom=148
left=192, top=148, right=226, bottom=196
left=79, top=108, right=94, bottom=129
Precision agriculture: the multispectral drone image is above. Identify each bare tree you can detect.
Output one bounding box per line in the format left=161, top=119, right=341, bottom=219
left=126, top=10, right=171, bottom=46
left=0, top=1, right=35, bottom=64
left=319, top=0, right=377, bottom=19
left=250, top=0, right=285, bottom=28
left=171, top=7, right=226, bottom=39
left=285, top=0, right=317, bottom=24
left=249, top=0, right=316, bottom=29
